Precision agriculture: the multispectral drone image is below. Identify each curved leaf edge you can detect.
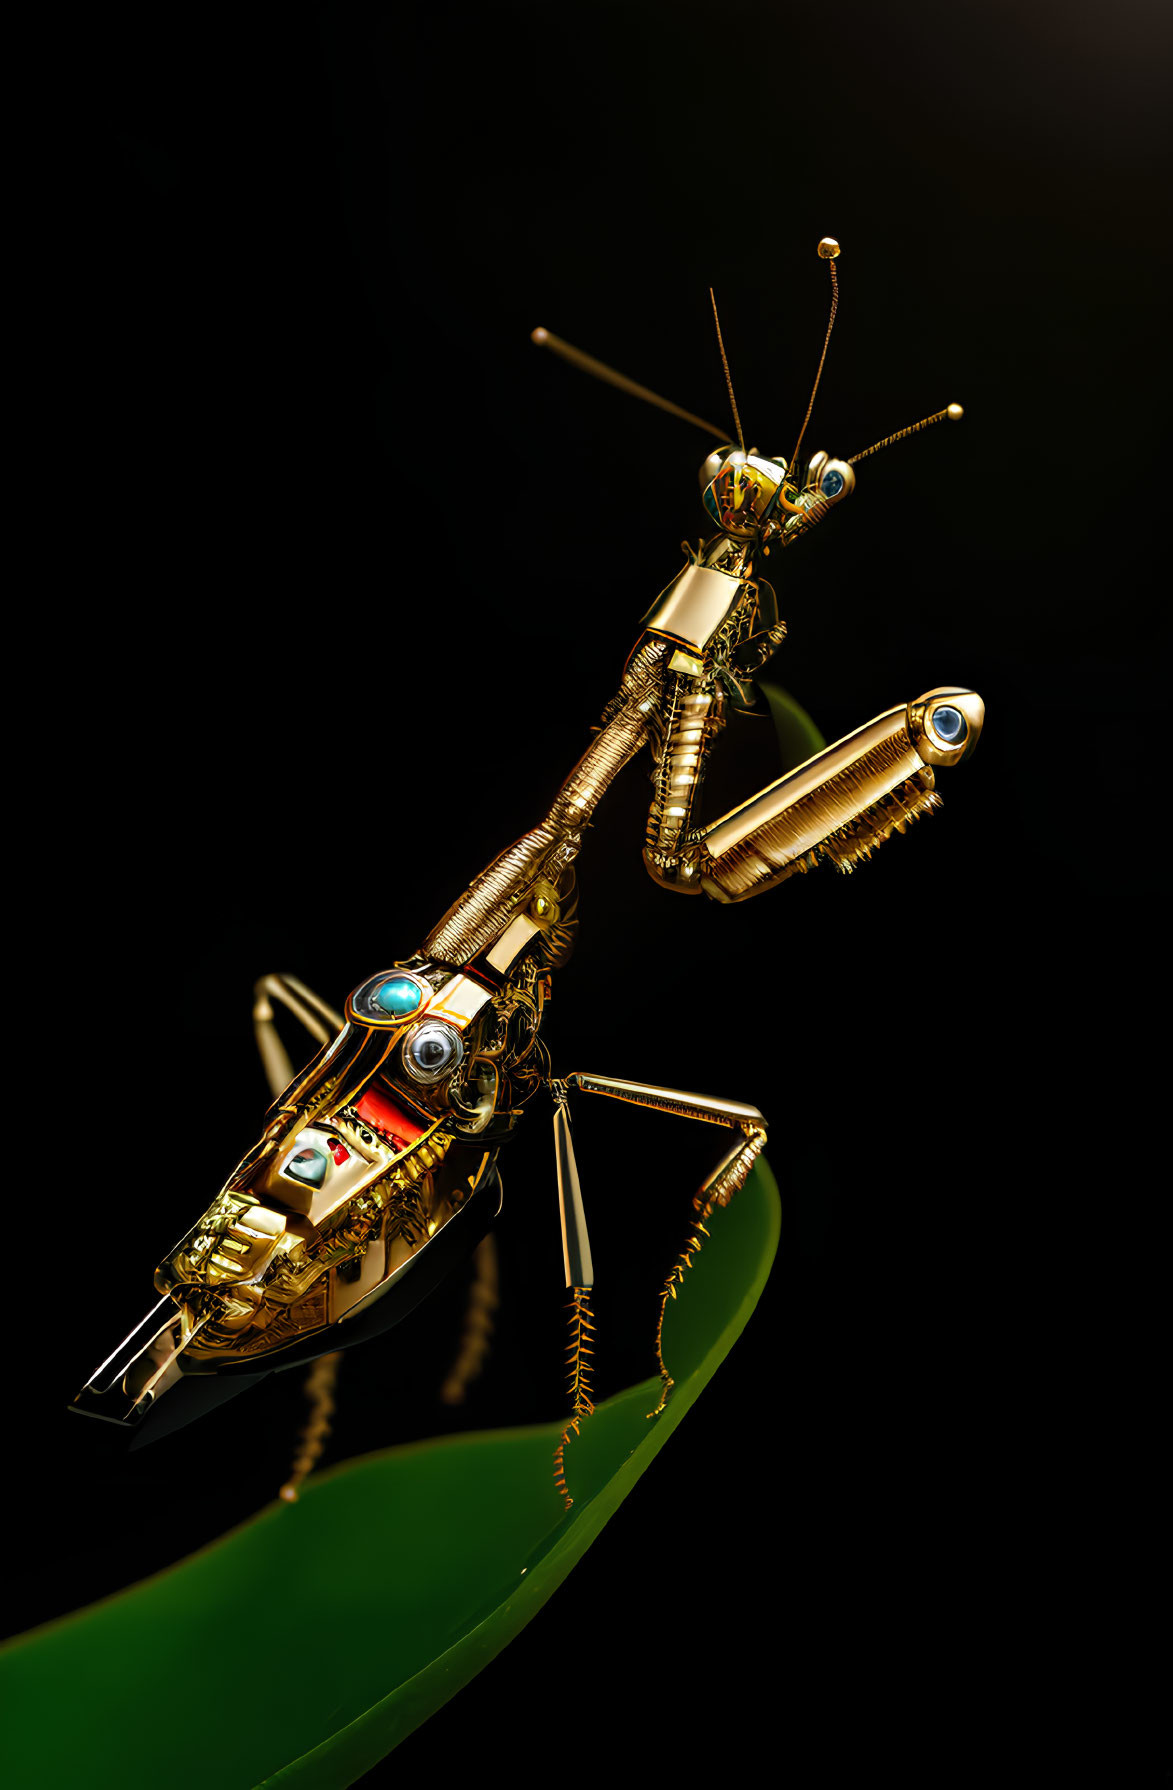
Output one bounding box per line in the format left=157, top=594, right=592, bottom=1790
left=1, top=1161, right=780, bottom=1790
left=259, top=1159, right=780, bottom=1785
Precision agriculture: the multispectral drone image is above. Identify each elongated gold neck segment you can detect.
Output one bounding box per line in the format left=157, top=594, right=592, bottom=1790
left=708, top=286, right=745, bottom=453
left=848, top=402, right=963, bottom=464
left=530, top=327, right=727, bottom=440
left=789, top=237, right=841, bottom=476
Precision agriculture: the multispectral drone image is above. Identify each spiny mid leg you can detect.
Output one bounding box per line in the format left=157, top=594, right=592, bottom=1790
left=648, top=1122, right=766, bottom=1416
left=546, top=1074, right=767, bottom=1501
left=558, top=1074, right=766, bottom=1423
left=648, top=1197, right=716, bottom=1417
left=552, top=1285, right=596, bottom=1510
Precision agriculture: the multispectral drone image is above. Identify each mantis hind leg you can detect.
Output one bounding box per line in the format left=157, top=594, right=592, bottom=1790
left=251, top=972, right=346, bottom=1501
left=279, top=1351, right=343, bottom=1503
left=252, top=972, right=343, bottom=1098
left=439, top=1232, right=500, bottom=1406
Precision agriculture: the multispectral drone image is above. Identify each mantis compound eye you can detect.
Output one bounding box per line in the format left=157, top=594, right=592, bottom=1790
left=403, top=1020, right=464, bottom=1085
left=698, top=443, right=739, bottom=491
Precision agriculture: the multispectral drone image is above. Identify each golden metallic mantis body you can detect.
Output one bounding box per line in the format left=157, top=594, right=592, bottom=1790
left=73, top=239, right=984, bottom=1506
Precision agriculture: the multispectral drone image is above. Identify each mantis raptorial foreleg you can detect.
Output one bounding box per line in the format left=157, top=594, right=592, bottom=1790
left=643, top=673, right=984, bottom=900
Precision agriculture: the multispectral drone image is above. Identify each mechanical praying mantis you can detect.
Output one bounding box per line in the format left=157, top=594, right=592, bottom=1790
left=73, top=237, right=983, bottom=1508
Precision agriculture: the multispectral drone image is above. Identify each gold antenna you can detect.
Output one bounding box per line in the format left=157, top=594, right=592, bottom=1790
left=788, top=237, right=841, bottom=476
left=708, top=287, right=745, bottom=453
left=848, top=403, right=964, bottom=464
left=531, top=328, right=727, bottom=440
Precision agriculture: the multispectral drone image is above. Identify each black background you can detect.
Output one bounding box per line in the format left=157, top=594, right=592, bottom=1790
left=11, top=4, right=1164, bottom=1782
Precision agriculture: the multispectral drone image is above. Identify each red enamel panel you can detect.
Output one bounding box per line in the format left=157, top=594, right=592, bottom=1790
left=354, top=1085, right=426, bottom=1148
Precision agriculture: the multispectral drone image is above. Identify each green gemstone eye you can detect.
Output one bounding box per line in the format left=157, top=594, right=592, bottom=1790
left=374, top=976, right=423, bottom=1017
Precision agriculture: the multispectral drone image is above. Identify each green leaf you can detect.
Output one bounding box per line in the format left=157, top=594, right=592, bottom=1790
left=759, top=680, right=826, bottom=769
left=0, top=1160, right=780, bottom=1789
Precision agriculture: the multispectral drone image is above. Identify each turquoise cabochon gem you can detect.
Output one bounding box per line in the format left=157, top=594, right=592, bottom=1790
left=373, top=976, right=424, bottom=1016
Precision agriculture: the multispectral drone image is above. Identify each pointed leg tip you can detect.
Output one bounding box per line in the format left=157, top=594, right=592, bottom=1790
left=645, top=1376, right=675, bottom=1419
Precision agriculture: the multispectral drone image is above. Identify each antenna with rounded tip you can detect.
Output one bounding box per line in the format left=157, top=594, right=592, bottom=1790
left=788, top=237, right=841, bottom=477
left=708, top=287, right=745, bottom=454
left=531, top=327, right=727, bottom=440
left=847, top=403, right=964, bottom=464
